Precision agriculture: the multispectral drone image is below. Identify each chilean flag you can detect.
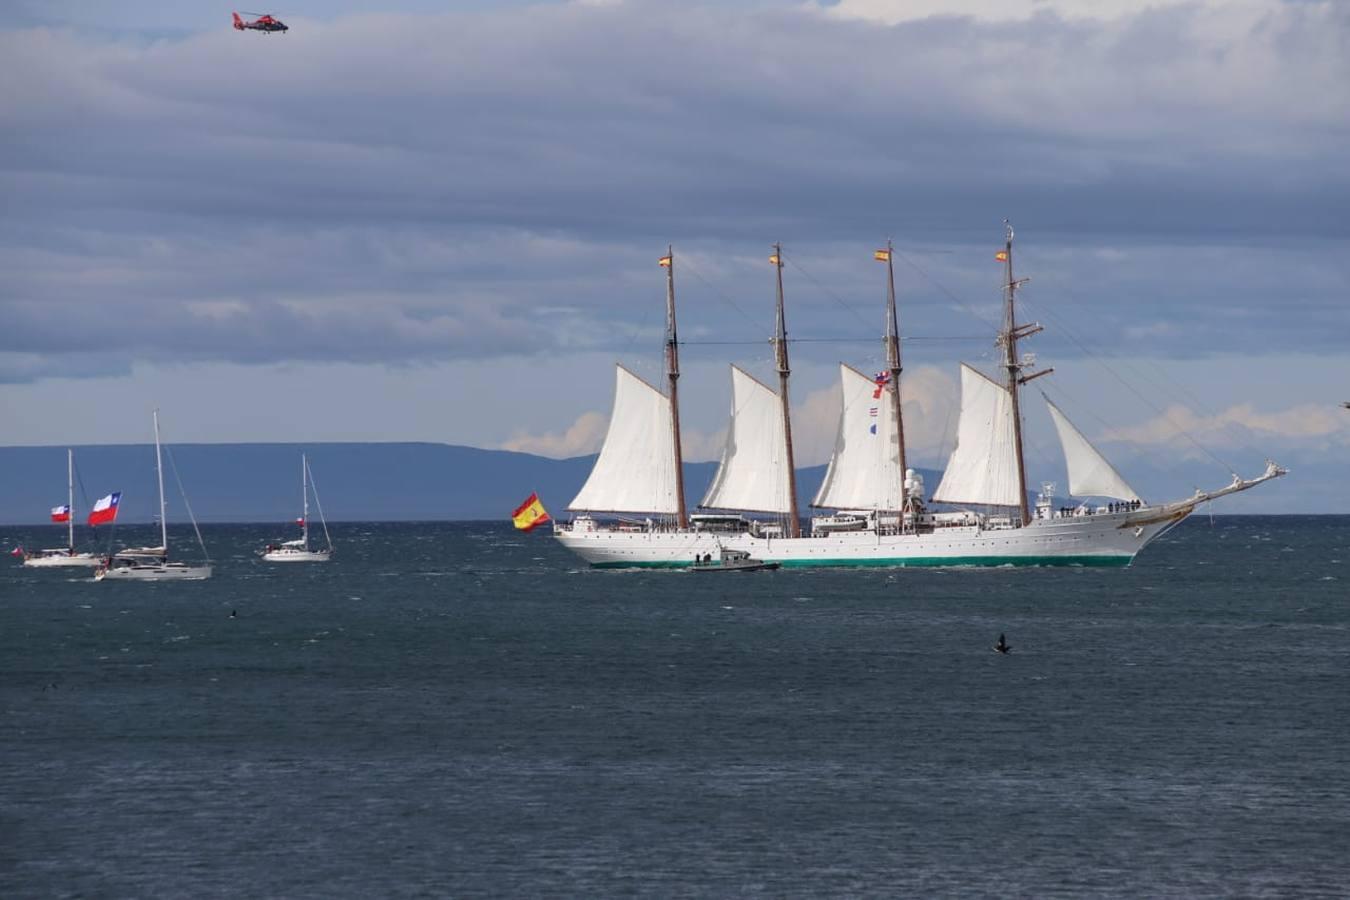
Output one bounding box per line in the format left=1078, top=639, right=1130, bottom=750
left=51, top=504, right=71, bottom=523
left=88, top=492, right=121, bottom=527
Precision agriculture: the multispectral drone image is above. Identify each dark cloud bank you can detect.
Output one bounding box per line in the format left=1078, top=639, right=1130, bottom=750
left=2, top=1, right=1346, bottom=382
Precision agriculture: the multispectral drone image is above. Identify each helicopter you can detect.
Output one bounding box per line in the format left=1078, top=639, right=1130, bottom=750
left=232, top=12, right=288, bottom=33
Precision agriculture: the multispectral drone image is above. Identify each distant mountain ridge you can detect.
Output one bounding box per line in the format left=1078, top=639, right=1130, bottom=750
left=0, top=442, right=946, bottom=525
left=0, top=439, right=1317, bottom=525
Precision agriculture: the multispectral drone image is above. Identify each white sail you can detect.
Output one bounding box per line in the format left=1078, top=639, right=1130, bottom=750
left=569, top=365, right=680, bottom=514
left=812, top=364, right=904, bottom=510
left=1044, top=397, right=1141, bottom=502
left=933, top=364, right=1022, bottom=507
left=700, top=365, right=792, bottom=513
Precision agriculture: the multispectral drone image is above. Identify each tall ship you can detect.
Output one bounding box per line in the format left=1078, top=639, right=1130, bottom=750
left=554, top=227, right=1285, bottom=568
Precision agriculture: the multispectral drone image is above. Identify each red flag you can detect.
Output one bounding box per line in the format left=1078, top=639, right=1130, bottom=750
left=9, top=546, right=23, bottom=558
left=88, top=492, right=121, bottom=526
left=295, top=517, right=305, bottom=526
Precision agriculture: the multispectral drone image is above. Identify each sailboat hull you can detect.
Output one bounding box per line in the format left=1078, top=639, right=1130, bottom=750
left=22, top=552, right=102, bottom=568
left=262, top=549, right=331, bottom=562
left=96, top=563, right=213, bottom=581
left=556, top=510, right=1183, bottom=569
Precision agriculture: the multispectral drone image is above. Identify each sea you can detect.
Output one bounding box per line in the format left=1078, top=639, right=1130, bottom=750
left=2, top=515, right=1347, bottom=898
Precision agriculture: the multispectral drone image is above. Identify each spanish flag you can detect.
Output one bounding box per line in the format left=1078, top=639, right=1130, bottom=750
left=995, top=250, right=1009, bottom=262
left=768, top=254, right=781, bottom=265
left=874, top=249, right=890, bottom=262
left=512, top=492, right=551, bottom=532
left=659, top=255, right=672, bottom=267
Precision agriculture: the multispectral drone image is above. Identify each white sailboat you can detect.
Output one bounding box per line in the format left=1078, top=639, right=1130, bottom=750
left=262, top=454, right=333, bottom=562
left=20, top=449, right=103, bottom=568
left=554, top=230, right=1286, bottom=568
left=96, top=410, right=212, bottom=581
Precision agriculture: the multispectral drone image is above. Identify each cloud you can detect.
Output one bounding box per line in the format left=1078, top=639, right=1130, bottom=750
left=501, top=411, right=609, bottom=457
left=3, top=0, right=1347, bottom=466
left=1102, top=401, right=1350, bottom=456
left=822, top=0, right=1254, bottom=26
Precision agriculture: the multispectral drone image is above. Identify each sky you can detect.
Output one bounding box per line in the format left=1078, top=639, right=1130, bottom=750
left=2, top=0, right=1347, bottom=510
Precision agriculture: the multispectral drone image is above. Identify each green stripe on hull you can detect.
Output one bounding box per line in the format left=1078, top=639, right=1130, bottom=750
left=591, top=555, right=1132, bottom=570
left=775, top=555, right=1133, bottom=569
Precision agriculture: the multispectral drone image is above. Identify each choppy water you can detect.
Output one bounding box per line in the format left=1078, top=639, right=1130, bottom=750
left=2, top=516, right=1348, bottom=897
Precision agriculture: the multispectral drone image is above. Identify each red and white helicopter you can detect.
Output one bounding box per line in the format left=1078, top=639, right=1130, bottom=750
left=232, top=12, right=288, bottom=33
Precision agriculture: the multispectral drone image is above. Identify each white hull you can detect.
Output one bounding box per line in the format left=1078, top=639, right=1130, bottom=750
left=557, top=509, right=1185, bottom=569
left=262, top=549, right=332, bottom=563
left=22, top=552, right=102, bottom=569
left=96, top=562, right=213, bottom=581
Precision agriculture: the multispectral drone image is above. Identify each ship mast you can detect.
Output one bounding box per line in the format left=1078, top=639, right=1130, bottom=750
left=662, top=247, right=688, bottom=529
left=999, top=221, right=1051, bottom=526
left=302, top=452, right=310, bottom=550
left=66, top=448, right=75, bottom=552
left=771, top=244, right=802, bottom=538
left=153, top=409, right=168, bottom=552
left=880, top=240, right=909, bottom=507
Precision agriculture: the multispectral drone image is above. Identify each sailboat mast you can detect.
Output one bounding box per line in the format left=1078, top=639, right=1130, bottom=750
left=66, top=448, right=75, bottom=552
left=1000, top=223, right=1031, bottom=526
left=881, top=239, right=909, bottom=502
left=663, top=247, right=688, bottom=529
left=771, top=244, right=801, bottom=538
left=302, top=453, right=310, bottom=549
left=153, top=409, right=168, bottom=551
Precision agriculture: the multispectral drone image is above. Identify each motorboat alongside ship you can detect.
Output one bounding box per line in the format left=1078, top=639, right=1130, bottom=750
left=554, top=229, right=1285, bottom=569
left=691, top=548, right=781, bottom=573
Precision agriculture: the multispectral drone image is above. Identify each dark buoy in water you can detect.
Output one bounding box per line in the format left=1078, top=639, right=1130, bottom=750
left=994, top=633, right=1011, bottom=654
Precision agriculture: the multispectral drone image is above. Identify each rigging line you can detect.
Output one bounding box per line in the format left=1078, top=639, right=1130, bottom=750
left=680, top=336, right=988, bottom=347
left=932, top=402, right=955, bottom=475
left=1032, top=280, right=1256, bottom=458
left=619, top=282, right=657, bottom=358
left=1024, top=275, right=1242, bottom=424
left=890, top=246, right=1003, bottom=335
left=1020, top=296, right=1236, bottom=477
left=783, top=255, right=873, bottom=331
left=163, top=446, right=211, bottom=562
left=1019, top=408, right=1058, bottom=494
left=1039, top=378, right=1135, bottom=453
left=1018, top=295, right=1237, bottom=474
left=306, top=458, right=334, bottom=551
left=73, top=460, right=93, bottom=516
left=679, top=256, right=765, bottom=337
